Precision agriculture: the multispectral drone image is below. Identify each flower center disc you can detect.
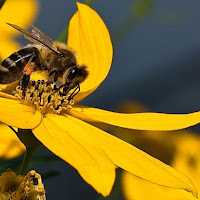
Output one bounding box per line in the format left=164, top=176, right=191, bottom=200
left=16, top=80, right=74, bottom=115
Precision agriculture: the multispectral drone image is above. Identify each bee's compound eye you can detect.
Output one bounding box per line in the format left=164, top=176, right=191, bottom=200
left=67, top=67, right=79, bottom=81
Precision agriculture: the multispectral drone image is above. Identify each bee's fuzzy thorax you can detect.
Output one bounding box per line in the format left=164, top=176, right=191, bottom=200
left=53, top=41, right=77, bottom=56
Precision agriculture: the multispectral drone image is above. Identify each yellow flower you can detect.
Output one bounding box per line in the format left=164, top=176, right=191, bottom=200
left=0, top=0, right=38, bottom=158
left=0, top=169, right=46, bottom=199
left=0, top=0, right=38, bottom=60
left=0, top=3, right=198, bottom=197
left=122, top=131, right=200, bottom=200
left=0, top=0, right=38, bottom=159
left=0, top=124, right=25, bottom=159
left=112, top=102, right=200, bottom=200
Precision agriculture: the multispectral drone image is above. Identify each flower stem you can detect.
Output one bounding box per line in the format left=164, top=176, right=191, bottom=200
left=16, top=129, right=42, bottom=175
left=19, top=147, right=35, bottom=175
left=57, top=26, right=68, bottom=42
left=85, top=0, right=95, bottom=6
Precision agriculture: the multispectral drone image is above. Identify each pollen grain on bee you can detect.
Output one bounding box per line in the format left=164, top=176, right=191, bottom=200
left=16, top=80, right=74, bottom=115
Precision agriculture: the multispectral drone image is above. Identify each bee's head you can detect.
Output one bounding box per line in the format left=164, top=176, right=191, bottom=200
left=63, top=65, right=89, bottom=92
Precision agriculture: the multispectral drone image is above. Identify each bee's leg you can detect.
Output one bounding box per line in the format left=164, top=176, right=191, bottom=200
left=21, top=55, right=37, bottom=98
left=54, top=72, right=60, bottom=82
left=67, top=84, right=80, bottom=101
left=58, top=84, right=64, bottom=90
left=48, top=69, right=61, bottom=82
left=21, top=74, right=30, bottom=98
left=23, top=55, right=37, bottom=76
left=63, top=84, right=69, bottom=94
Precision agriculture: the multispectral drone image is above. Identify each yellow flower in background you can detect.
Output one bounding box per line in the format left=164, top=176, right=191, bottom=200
left=0, top=0, right=38, bottom=60
left=0, top=3, right=198, bottom=197
left=122, top=132, right=200, bottom=200
left=0, top=124, right=25, bottom=159
left=172, top=134, right=200, bottom=191
left=0, top=0, right=38, bottom=159
left=0, top=170, right=46, bottom=199
left=110, top=102, right=200, bottom=200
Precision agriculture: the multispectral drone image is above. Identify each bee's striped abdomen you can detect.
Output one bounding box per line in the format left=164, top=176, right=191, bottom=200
left=0, top=47, right=40, bottom=84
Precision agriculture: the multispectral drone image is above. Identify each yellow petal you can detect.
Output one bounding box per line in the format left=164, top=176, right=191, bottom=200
left=33, top=114, right=115, bottom=196
left=0, top=124, right=25, bottom=159
left=0, top=37, right=20, bottom=60
left=171, top=132, right=200, bottom=197
left=74, top=86, right=98, bottom=104
left=0, top=0, right=38, bottom=36
left=69, top=105, right=200, bottom=131
left=121, top=171, right=197, bottom=200
left=0, top=80, right=20, bottom=93
left=64, top=115, right=198, bottom=197
left=0, top=97, right=41, bottom=129
left=68, top=3, right=113, bottom=101
left=0, top=92, right=18, bottom=100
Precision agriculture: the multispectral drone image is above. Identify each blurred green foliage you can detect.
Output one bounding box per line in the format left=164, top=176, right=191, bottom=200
left=113, top=0, right=157, bottom=47
left=0, top=151, right=60, bottom=179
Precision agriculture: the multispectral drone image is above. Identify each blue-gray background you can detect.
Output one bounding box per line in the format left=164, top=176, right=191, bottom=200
left=17, top=0, right=200, bottom=199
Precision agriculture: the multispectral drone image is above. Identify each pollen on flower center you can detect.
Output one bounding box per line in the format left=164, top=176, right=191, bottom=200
left=0, top=170, right=46, bottom=200
left=16, top=80, right=74, bottom=115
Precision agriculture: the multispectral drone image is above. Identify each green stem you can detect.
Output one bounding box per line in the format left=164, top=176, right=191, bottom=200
left=57, top=26, right=68, bottom=42
left=19, top=147, right=35, bottom=175
left=15, top=129, right=42, bottom=175
left=85, top=0, right=95, bottom=6
left=16, top=129, right=42, bottom=149
left=0, top=0, right=6, bottom=9
left=112, top=0, right=157, bottom=47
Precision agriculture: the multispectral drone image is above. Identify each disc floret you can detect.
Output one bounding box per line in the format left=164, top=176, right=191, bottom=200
left=16, top=80, right=74, bottom=115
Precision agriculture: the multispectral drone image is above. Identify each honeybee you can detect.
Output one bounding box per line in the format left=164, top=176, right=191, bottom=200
left=0, top=23, right=89, bottom=99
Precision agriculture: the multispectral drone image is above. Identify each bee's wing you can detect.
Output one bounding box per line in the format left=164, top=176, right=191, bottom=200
left=6, top=23, right=62, bottom=56
left=30, top=24, right=54, bottom=46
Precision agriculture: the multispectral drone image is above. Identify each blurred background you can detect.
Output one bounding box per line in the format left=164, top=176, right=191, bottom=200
left=2, top=0, right=200, bottom=199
